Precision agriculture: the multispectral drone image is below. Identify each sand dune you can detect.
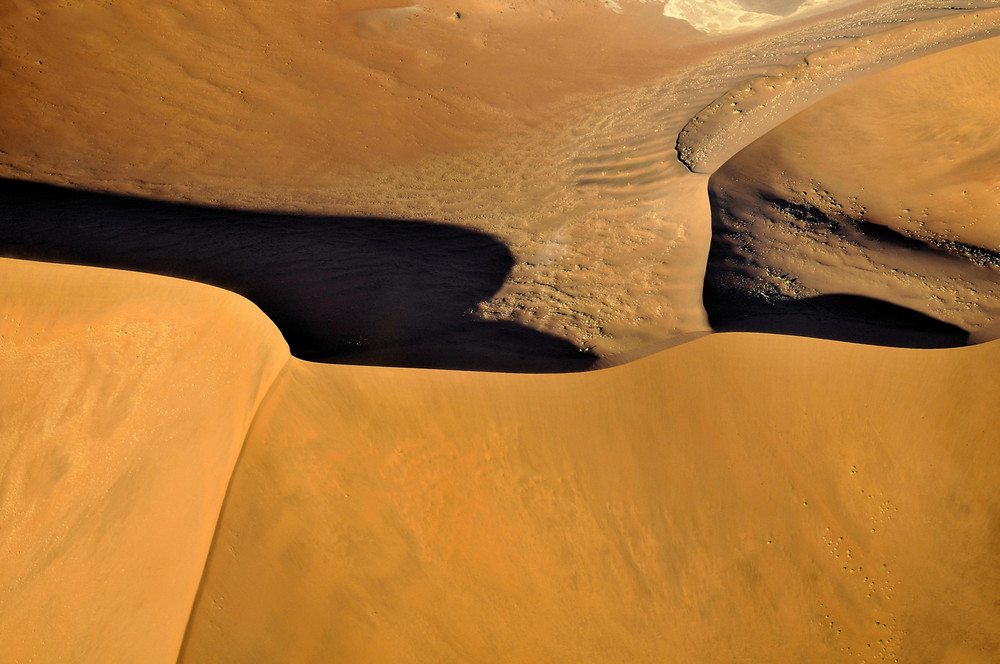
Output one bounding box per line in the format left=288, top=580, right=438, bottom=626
left=0, top=178, right=593, bottom=371
left=3, top=256, right=998, bottom=663
left=0, top=255, right=1000, bottom=662
left=0, top=259, right=287, bottom=663
left=179, top=334, right=1000, bottom=663
left=5, top=0, right=983, bottom=361
left=4, top=0, right=1000, bottom=662
left=706, top=35, right=1000, bottom=344
left=678, top=5, right=1000, bottom=173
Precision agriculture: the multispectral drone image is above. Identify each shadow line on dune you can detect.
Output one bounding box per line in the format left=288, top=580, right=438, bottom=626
left=0, top=178, right=596, bottom=372
left=702, top=180, right=970, bottom=348
left=704, top=290, right=969, bottom=349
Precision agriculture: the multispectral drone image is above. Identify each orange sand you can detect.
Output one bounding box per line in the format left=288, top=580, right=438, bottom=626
left=3, top=0, right=1000, bottom=662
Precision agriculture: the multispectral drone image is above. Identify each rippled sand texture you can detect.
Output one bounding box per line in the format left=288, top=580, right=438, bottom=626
left=4, top=0, right=1000, bottom=662
left=6, top=0, right=979, bottom=364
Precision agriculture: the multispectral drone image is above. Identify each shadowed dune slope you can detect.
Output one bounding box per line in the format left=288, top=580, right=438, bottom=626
left=182, top=333, right=1000, bottom=663
left=706, top=36, right=1000, bottom=344
left=0, top=259, right=288, bottom=663
left=0, top=178, right=595, bottom=372
left=4, top=0, right=964, bottom=363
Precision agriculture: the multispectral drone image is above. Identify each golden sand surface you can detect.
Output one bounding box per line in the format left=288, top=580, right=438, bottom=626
left=3, top=0, right=1000, bottom=662
left=2, top=256, right=998, bottom=662
left=179, top=337, right=1000, bottom=663
left=0, top=259, right=287, bottom=662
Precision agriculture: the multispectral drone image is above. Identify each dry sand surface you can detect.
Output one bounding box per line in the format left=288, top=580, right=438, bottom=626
left=8, top=0, right=996, bottom=362
left=3, top=256, right=999, bottom=663
left=3, top=0, right=1000, bottom=661
left=183, top=334, right=1000, bottom=664
left=707, top=35, right=1000, bottom=344
left=0, top=259, right=287, bottom=662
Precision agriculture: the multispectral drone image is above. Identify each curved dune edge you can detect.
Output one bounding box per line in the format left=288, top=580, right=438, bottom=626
left=182, top=326, right=1000, bottom=662
left=705, top=34, right=1000, bottom=344
left=677, top=6, right=1000, bottom=173
left=3, top=257, right=995, bottom=661
left=0, top=258, right=288, bottom=663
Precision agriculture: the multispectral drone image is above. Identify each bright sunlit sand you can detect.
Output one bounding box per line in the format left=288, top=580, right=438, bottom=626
left=2, top=0, right=1000, bottom=662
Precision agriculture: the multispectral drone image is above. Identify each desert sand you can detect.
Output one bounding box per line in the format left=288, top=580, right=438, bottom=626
left=2, top=0, right=1000, bottom=662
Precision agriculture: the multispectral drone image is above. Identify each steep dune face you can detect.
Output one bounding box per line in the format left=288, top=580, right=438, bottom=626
left=3, top=0, right=967, bottom=364
left=182, top=335, right=1000, bottom=663
left=705, top=36, right=1000, bottom=344
left=0, top=259, right=288, bottom=663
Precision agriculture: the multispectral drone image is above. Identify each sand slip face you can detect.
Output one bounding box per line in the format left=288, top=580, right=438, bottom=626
left=706, top=35, right=1000, bottom=343
left=0, top=259, right=287, bottom=663
left=2, top=0, right=969, bottom=365
left=181, top=334, right=1000, bottom=663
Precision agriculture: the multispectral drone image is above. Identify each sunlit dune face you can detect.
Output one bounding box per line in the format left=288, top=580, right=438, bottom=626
left=0, top=0, right=704, bottom=186
left=4, top=2, right=1000, bottom=662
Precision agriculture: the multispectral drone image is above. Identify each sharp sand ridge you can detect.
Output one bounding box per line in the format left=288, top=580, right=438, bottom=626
left=2, top=0, right=1000, bottom=661
left=677, top=5, right=1000, bottom=173
left=0, top=259, right=288, bottom=663
left=2, top=257, right=999, bottom=662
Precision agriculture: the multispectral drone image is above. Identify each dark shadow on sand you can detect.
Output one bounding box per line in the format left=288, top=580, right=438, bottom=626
left=703, top=170, right=970, bottom=349
left=705, top=290, right=969, bottom=348
left=0, top=178, right=596, bottom=372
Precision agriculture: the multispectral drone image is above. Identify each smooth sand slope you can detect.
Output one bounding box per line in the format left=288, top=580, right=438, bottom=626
left=706, top=35, right=1000, bottom=343
left=183, top=336, right=1000, bottom=664
left=2, top=255, right=999, bottom=663
left=0, top=259, right=287, bottom=663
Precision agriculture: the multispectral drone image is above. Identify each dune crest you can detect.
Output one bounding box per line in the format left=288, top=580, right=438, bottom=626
left=0, top=259, right=288, bottom=663
left=706, top=35, right=1000, bottom=343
